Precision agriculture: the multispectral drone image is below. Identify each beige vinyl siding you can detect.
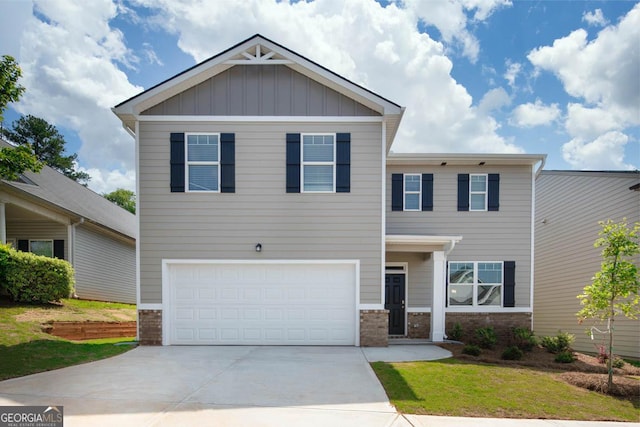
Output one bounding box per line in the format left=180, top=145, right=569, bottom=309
left=6, top=221, right=68, bottom=259
left=73, top=224, right=136, bottom=304
left=386, top=165, right=534, bottom=308
left=535, top=171, right=640, bottom=358
left=142, top=65, right=380, bottom=117
left=139, top=121, right=383, bottom=304
left=386, top=252, right=433, bottom=308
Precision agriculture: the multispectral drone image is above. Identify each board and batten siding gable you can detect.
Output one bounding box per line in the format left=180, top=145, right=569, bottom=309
left=386, top=165, right=534, bottom=308
left=138, top=121, right=383, bottom=304
left=141, top=65, right=380, bottom=117
left=73, top=224, right=136, bottom=304
left=534, top=171, right=640, bottom=358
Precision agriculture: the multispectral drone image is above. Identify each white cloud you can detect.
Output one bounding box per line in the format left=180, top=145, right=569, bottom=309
left=528, top=3, right=640, bottom=169
left=130, top=0, right=521, bottom=155
left=478, top=87, right=511, bottom=114
left=582, top=9, right=608, bottom=27
left=562, top=131, right=634, bottom=170
left=503, top=60, right=521, bottom=89
left=77, top=166, right=136, bottom=194
left=404, top=0, right=511, bottom=63
left=510, top=100, right=561, bottom=127
left=9, top=0, right=141, bottom=193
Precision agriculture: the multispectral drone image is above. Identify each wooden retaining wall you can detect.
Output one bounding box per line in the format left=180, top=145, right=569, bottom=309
left=43, top=321, right=136, bottom=341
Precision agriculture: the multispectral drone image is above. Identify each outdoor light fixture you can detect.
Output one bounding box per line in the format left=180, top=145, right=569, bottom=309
left=255, top=243, right=262, bottom=252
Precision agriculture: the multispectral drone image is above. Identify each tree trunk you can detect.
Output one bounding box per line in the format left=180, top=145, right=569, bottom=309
left=607, top=310, right=614, bottom=390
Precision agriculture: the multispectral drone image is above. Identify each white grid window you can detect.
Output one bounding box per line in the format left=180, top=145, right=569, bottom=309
left=404, top=174, right=421, bottom=211
left=186, top=134, right=219, bottom=192
left=470, top=174, right=487, bottom=211
left=449, top=261, right=502, bottom=307
left=302, top=134, right=335, bottom=192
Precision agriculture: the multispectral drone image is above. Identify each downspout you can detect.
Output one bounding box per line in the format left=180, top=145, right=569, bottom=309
left=530, top=156, right=545, bottom=330
left=68, top=217, right=84, bottom=298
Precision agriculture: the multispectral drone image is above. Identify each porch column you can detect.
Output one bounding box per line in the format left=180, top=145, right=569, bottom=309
left=431, top=250, right=446, bottom=342
left=0, top=202, right=6, bottom=244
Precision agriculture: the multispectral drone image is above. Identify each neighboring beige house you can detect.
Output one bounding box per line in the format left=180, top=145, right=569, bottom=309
left=0, top=140, right=136, bottom=304
left=113, top=34, right=544, bottom=346
left=534, top=170, right=640, bottom=359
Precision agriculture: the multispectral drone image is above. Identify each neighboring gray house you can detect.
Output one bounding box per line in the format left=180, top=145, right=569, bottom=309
left=534, top=170, right=640, bottom=359
left=113, top=34, right=544, bottom=346
left=0, top=140, right=136, bottom=304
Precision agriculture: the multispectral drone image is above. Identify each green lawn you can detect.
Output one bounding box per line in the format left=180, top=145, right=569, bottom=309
left=0, top=298, right=137, bottom=380
left=372, top=359, right=639, bottom=421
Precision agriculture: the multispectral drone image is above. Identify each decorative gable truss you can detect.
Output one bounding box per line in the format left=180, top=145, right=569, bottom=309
left=224, top=44, right=293, bottom=65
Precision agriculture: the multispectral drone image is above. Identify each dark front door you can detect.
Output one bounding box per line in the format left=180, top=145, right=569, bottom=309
left=385, top=274, right=406, bottom=335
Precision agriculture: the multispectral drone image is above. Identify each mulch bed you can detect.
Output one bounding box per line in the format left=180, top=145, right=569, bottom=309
left=438, top=343, right=640, bottom=400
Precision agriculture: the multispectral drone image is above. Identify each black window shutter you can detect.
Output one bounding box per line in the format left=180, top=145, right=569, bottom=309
left=457, top=174, right=469, bottom=211
left=488, top=173, right=500, bottom=211
left=17, top=240, right=28, bottom=252
left=391, top=174, right=403, bottom=211
left=336, top=133, right=350, bottom=193
left=220, top=133, right=235, bottom=193
left=54, top=240, right=65, bottom=259
left=170, top=133, right=185, bottom=192
left=503, top=261, right=516, bottom=307
left=445, top=261, right=449, bottom=308
left=421, top=173, right=433, bottom=211
left=286, top=133, right=301, bottom=193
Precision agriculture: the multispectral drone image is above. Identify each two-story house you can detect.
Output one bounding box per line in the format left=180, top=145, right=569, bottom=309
left=113, top=34, right=544, bottom=346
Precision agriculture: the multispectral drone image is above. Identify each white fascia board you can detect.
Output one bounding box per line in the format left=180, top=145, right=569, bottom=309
left=136, top=115, right=384, bottom=123
left=387, top=153, right=547, bottom=166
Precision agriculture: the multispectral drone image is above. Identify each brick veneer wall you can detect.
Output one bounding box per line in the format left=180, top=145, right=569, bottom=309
left=360, top=310, right=388, bottom=347
left=445, top=312, right=531, bottom=343
left=138, top=310, right=162, bottom=345
left=408, top=312, right=431, bottom=339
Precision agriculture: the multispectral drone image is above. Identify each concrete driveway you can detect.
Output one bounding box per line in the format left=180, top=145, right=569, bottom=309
left=0, top=346, right=414, bottom=426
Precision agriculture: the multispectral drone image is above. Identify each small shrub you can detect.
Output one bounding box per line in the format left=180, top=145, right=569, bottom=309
left=0, top=245, right=74, bottom=303
left=511, top=327, right=537, bottom=352
left=448, top=322, right=463, bottom=341
left=540, top=331, right=574, bottom=354
left=612, top=357, right=625, bottom=369
left=554, top=350, right=575, bottom=363
left=462, top=344, right=481, bottom=356
left=475, top=327, right=497, bottom=349
left=502, top=345, right=524, bottom=360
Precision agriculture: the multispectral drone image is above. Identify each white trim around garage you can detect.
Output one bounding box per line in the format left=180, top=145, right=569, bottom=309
left=161, top=259, right=361, bottom=346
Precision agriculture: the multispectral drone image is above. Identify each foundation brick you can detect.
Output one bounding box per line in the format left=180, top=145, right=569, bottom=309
left=408, top=312, right=431, bottom=339
left=138, top=309, right=162, bottom=345
left=360, top=310, right=389, bottom=347
left=445, top=312, right=531, bottom=343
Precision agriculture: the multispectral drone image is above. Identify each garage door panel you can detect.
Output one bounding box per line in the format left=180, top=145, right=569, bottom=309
left=167, top=262, right=356, bottom=345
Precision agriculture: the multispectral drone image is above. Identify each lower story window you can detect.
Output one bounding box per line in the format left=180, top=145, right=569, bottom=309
left=449, top=261, right=502, bottom=306
left=30, top=240, right=53, bottom=258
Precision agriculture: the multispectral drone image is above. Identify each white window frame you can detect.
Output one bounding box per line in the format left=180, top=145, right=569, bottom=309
left=403, top=174, right=421, bottom=211
left=185, top=132, right=220, bottom=193
left=29, top=239, right=54, bottom=258
left=301, top=133, right=336, bottom=193
left=469, top=174, right=488, bottom=211
left=448, top=261, right=503, bottom=307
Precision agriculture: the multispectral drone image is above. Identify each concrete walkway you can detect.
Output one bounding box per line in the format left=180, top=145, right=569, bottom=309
left=0, top=345, right=636, bottom=427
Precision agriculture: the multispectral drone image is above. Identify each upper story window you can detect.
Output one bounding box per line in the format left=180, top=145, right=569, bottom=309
left=302, top=134, right=335, bottom=192
left=404, top=174, right=421, bottom=211
left=470, top=174, right=487, bottom=211
left=449, top=261, right=503, bottom=307
left=187, top=133, right=219, bottom=192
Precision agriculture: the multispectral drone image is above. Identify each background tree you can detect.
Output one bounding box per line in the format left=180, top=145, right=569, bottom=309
left=0, top=55, right=42, bottom=180
left=1, top=115, right=90, bottom=185
left=577, top=219, right=640, bottom=390
left=103, top=188, right=135, bottom=214
left=0, top=55, right=25, bottom=123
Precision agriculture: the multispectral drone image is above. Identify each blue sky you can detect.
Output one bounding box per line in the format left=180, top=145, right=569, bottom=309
left=1, top=0, right=638, bottom=193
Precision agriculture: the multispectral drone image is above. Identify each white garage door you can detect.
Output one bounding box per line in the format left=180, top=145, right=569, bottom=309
left=165, top=261, right=357, bottom=345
